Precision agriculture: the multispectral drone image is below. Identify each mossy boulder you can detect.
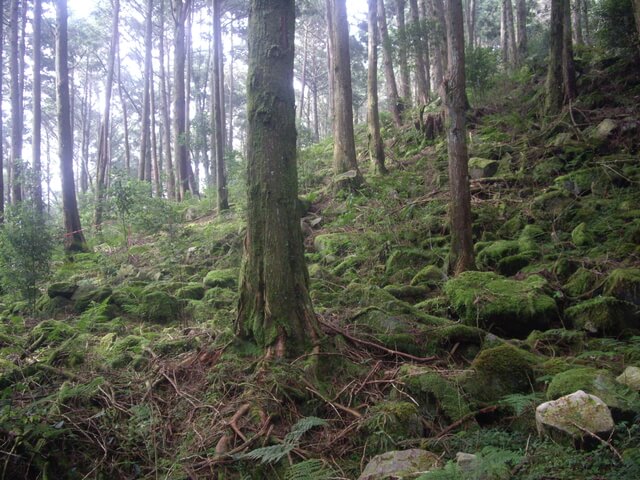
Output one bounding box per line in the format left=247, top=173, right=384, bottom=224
left=546, top=367, right=640, bottom=413
left=410, top=265, right=446, bottom=287
left=203, top=269, right=237, bottom=289
left=363, top=401, right=421, bottom=444
left=476, top=240, right=538, bottom=276
left=399, top=365, right=471, bottom=422
left=36, top=295, right=73, bottom=317
left=47, top=281, right=78, bottom=299
left=617, top=366, right=640, bottom=391
left=175, top=283, right=205, bottom=300
left=358, top=449, right=440, bottom=480
left=203, top=287, right=237, bottom=308
left=136, top=291, right=181, bottom=324
left=564, top=296, right=638, bottom=336
left=464, top=344, right=539, bottom=401
left=604, top=268, right=640, bottom=305
left=73, top=285, right=113, bottom=313
left=564, top=267, right=599, bottom=298
left=383, top=285, right=430, bottom=303
left=313, top=233, right=354, bottom=260
left=468, top=157, right=499, bottom=179
left=385, top=248, right=438, bottom=276
left=526, top=328, right=587, bottom=356
left=444, top=271, right=558, bottom=338
left=571, top=222, right=593, bottom=247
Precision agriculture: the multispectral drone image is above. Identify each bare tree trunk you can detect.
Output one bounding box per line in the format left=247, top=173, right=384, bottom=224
left=237, top=0, right=319, bottom=358
left=151, top=70, right=162, bottom=197
left=33, top=0, right=44, bottom=213
left=299, top=25, right=309, bottom=120
left=409, top=0, right=430, bottom=104
left=501, top=0, right=516, bottom=66
left=328, top=0, right=364, bottom=190
left=516, top=0, right=527, bottom=63
left=10, top=0, right=23, bottom=203
left=117, top=43, right=131, bottom=176
left=0, top=0, right=4, bottom=221
left=546, top=0, right=564, bottom=114
left=138, top=0, right=153, bottom=182
left=465, top=0, right=477, bottom=47
left=94, top=0, right=119, bottom=231
left=378, top=0, right=403, bottom=126
left=428, top=0, right=447, bottom=92
left=228, top=19, right=235, bottom=149
left=635, top=0, right=640, bottom=49
left=368, top=0, right=387, bottom=175
left=80, top=57, right=91, bottom=193
left=562, top=0, right=577, bottom=101
left=56, top=0, right=87, bottom=252
left=443, top=0, right=474, bottom=274
left=160, top=0, right=176, bottom=200
left=212, top=0, right=229, bottom=210
left=395, top=0, right=412, bottom=106
left=572, top=0, right=583, bottom=45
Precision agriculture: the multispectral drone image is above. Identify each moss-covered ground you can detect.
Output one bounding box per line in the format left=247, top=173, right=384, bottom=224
left=1, top=55, right=640, bottom=479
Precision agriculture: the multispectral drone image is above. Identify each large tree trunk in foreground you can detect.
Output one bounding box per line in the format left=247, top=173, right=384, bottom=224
left=443, top=0, right=474, bottom=274
left=56, top=0, right=87, bottom=252
left=368, top=0, right=387, bottom=175
left=237, top=0, right=319, bottom=358
left=327, top=0, right=363, bottom=190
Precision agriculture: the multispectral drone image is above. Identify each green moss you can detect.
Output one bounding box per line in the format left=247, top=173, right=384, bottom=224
left=414, top=296, right=449, bottom=317
left=533, top=158, right=565, bottom=183
left=400, top=365, right=471, bottom=422
left=564, top=268, right=599, bottom=298
left=202, top=287, right=237, bottom=308
left=468, top=157, right=499, bottom=179
left=134, top=291, right=181, bottom=324
left=526, top=329, right=587, bottom=356
left=604, top=268, right=640, bottom=305
left=383, top=285, right=430, bottom=302
left=154, top=335, right=200, bottom=356
left=571, top=222, right=593, bottom=247
left=203, top=269, right=237, bottom=289
left=444, top=271, right=558, bottom=338
left=313, top=233, right=354, bottom=259
left=565, top=296, right=638, bottom=335
left=73, top=285, right=113, bottom=313
left=175, top=283, right=205, bottom=300
left=29, top=319, right=75, bottom=348
left=385, top=248, right=439, bottom=275
left=363, top=400, right=420, bottom=450
left=47, top=281, right=78, bottom=299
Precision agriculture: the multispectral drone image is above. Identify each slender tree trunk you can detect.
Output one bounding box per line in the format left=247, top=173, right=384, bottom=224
left=173, top=0, right=192, bottom=200
left=0, top=0, right=4, bottom=221
left=368, top=0, right=387, bottom=175
left=395, top=0, right=412, bottom=106
left=546, top=0, right=564, bottom=113
left=213, top=0, right=229, bottom=210
left=501, top=0, right=516, bottom=66
left=151, top=71, right=162, bottom=197
left=79, top=57, right=90, bottom=193
left=117, top=43, right=131, bottom=176
left=160, top=0, right=176, bottom=199
left=378, top=0, right=403, bottom=126
left=56, top=0, right=87, bottom=252
left=228, top=20, right=235, bottom=149
left=516, top=0, right=527, bottom=63
left=635, top=0, right=640, bottom=50
left=10, top=0, right=23, bottom=203
left=138, top=0, right=153, bottom=182
left=299, top=25, right=309, bottom=120
left=94, top=0, right=119, bottom=231
left=328, top=0, right=364, bottom=190
left=428, top=0, right=447, bottom=92
left=33, top=0, right=44, bottom=213
left=443, top=0, right=474, bottom=274
left=465, top=0, right=477, bottom=47
left=571, top=0, right=583, bottom=45
left=409, top=0, right=430, bottom=104
left=185, top=7, right=196, bottom=195
left=238, top=0, right=319, bottom=358
left=563, top=0, right=577, bottom=101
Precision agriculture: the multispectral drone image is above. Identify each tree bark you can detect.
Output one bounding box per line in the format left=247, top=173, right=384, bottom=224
left=516, top=0, right=527, bottom=64
left=10, top=0, right=23, bottom=203
left=160, top=0, right=176, bottom=199
left=94, top=0, right=119, bottom=232
left=56, top=0, right=87, bottom=252
left=428, top=0, right=447, bottom=92
left=546, top=0, right=564, bottom=114
left=409, top=0, right=430, bottom=104
left=443, top=0, right=475, bottom=274
left=213, top=0, right=229, bottom=211
left=117, top=43, right=131, bottom=176
left=465, top=0, right=477, bottom=47
left=237, top=0, right=319, bottom=358
left=501, top=0, right=516, bottom=67
left=138, top=0, right=153, bottom=182
left=368, top=0, right=387, bottom=175
left=572, top=0, right=583, bottom=45
left=33, top=0, right=44, bottom=213
left=327, top=0, right=364, bottom=190
left=0, top=0, right=4, bottom=221
left=635, top=0, right=640, bottom=50
left=562, top=0, right=577, bottom=101
left=395, top=0, right=412, bottom=106
left=378, top=0, right=403, bottom=126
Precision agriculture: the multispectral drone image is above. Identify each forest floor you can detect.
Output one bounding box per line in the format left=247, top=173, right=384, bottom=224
left=1, top=53, right=640, bottom=479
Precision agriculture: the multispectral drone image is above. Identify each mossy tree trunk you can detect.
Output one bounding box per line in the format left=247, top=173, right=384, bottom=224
left=409, top=0, right=430, bottom=104
left=546, top=0, right=576, bottom=114
left=327, top=0, right=363, bottom=191
left=237, top=0, right=319, bottom=359
left=56, top=0, right=88, bottom=253
left=212, top=0, right=229, bottom=211
left=428, top=0, right=447, bottom=93
left=515, top=0, right=527, bottom=64
left=368, top=0, right=387, bottom=175
left=377, top=0, right=403, bottom=127
left=562, top=0, right=577, bottom=101
left=395, top=0, right=412, bottom=106
left=443, top=0, right=475, bottom=275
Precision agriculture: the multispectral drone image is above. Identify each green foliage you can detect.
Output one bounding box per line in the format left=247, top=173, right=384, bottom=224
left=235, top=416, right=327, bottom=464
left=466, top=47, right=500, bottom=93
left=417, top=447, right=522, bottom=480
left=594, top=0, right=638, bottom=51
left=0, top=204, right=55, bottom=309
left=284, top=459, right=335, bottom=480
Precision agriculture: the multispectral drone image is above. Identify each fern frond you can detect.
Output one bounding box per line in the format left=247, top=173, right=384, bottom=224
left=234, top=443, right=293, bottom=464
left=285, top=416, right=327, bottom=445
left=284, top=459, right=335, bottom=480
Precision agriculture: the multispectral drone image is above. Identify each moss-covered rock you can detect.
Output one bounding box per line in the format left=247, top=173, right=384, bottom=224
left=36, top=295, right=73, bottom=317
left=73, top=285, right=113, bottom=313
left=468, top=157, right=499, bottom=179
left=175, top=283, right=205, bottom=300
left=136, top=291, right=181, bottom=324
left=203, top=269, right=237, bottom=289
left=202, top=287, right=237, bottom=308
left=414, top=296, right=449, bottom=317
left=363, top=401, right=421, bottom=445
left=385, top=248, right=438, bottom=276
left=571, top=222, right=593, bottom=247
left=564, top=296, right=638, bottom=336
left=464, top=344, right=539, bottom=402
left=383, top=285, right=430, bottom=303
left=604, top=268, right=640, bottom=305
left=410, top=265, right=446, bottom=287
left=47, top=281, right=78, bottom=299
left=399, top=365, right=471, bottom=422
left=313, top=233, right=354, bottom=259
left=564, top=267, right=599, bottom=298
left=526, top=329, right=587, bottom=356
left=444, top=271, right=558, bottom=338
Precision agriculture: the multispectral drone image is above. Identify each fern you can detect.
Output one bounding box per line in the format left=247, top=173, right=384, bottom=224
left=235, top=416, right=327, bottom=464
left=284, top=459, right=335, bottom=480
left=498, top=392, right=544, bottom=416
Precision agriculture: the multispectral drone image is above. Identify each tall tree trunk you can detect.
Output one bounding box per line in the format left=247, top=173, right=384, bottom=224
left=228, top=20, right=235, bottom=149
left=546, top=0, right=564, bottom=113
left=185, top=7, right=196, bottom=195
left=395, top=0, right=412, bottom=106
left=80, top=57, right=90, bottom=193
left=327, top=0, right=364, bottom=190
left=117, top=43, right=131, bottom=176
left=237, top=0, right=319, bottom=358
left=298, top=25, right=309, bottom=120
left=139, top=0, right=153, bottom=182
left=378, top=0, right=403, bottom=126
left=635, top=0, right=640, bottom=49
left=94, top=0, right=119, bottom=231
left=572, top=0, right=583, bottom=45
left=428, top=0, right=447, bottom=92
left=151, top=71, right=162, bottom=197
left=563, top=0, right=577, bottom=101
left=465, top=0, right=477, bottom=47
left=0, top=0, right=4, bottom=221
left=368, top=0, right=387, bottom=175
left=443, top=0, right=474, bottom=274
left=160, top=0, right=176, bottom=199
left=56, top=0, right=87, bottom=252
left=173, top=0, right=192, bottom=200
left=409, top=0, right=430, bottom=104
left=501, top=0, right=517, bottom=66
left=516, top=0, right=527, bottom=63
left=33, top=0, right=44, bottom=213
left=213, top=0, right=229, bottom=211
left=10, top=0, right=23, bottom=203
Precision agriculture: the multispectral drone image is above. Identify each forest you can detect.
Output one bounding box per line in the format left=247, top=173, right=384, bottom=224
left=0, top=0, right=639, bottom=478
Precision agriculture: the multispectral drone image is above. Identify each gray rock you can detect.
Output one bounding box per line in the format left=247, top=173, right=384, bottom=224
left=591, top=119, right=617, bottom=141
left=358, top=449, right=440, bottom=480
left=456, top=452, right=479, bottom=472
left=616, top=366, right=640, bottom=391
left=468, top=157, right=499, bottom=179
left=536, top=390, right=614, bottom=440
